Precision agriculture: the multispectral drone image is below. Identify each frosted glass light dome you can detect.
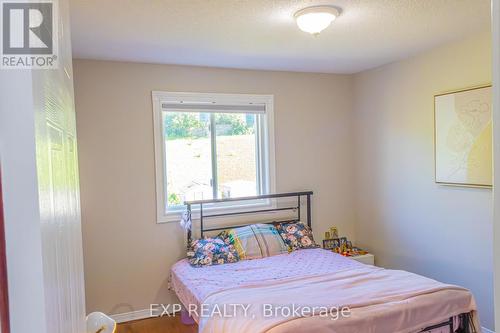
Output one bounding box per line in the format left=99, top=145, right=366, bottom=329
left=294, top=6, right=340, bottom=35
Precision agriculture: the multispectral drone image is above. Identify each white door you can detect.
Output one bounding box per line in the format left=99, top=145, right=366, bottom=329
left=0, top=0, right=86, bottom=332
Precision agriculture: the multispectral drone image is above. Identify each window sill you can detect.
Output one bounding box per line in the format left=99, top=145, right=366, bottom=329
left=156, top=200, right=277, bottom=224
left=157, top=211, right=184, bottom=223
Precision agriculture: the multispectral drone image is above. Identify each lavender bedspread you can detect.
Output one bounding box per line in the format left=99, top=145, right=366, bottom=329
left=170, top=248, right=478, bottom=332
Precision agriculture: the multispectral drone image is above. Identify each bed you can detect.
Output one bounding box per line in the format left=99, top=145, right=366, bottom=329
left=170, top=191, right=479, bottom=333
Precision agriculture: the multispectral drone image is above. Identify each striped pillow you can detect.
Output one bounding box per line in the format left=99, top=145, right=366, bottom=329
left=226, top=224, right=289, bottom=260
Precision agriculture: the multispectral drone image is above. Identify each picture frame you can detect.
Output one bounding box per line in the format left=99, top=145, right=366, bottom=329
left=322, top=238, right=340, bottom=250
left=329, top=227, right=339, bottom=239
left=434, top=85, right=493, bottom=188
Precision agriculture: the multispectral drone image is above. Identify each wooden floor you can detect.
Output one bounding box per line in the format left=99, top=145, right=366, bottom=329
left=116, top=315, right=197, bottom=333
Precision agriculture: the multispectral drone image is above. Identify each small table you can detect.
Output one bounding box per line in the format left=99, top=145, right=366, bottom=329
left=349, top=253, right=375, bottom=265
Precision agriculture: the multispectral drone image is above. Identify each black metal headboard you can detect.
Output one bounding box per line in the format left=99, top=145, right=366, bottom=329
left=184, top=191, right=313, bottom=244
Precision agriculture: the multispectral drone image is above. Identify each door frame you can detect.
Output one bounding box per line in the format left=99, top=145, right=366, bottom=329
left=0, top=167, right=10, bottom=333
left=493, top=0, right=500, bottom=330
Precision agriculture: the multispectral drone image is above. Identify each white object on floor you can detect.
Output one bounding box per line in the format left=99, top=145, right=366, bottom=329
left=86, top=312, right=116, bottom=333
left=350, top=253, right=375, bottom=265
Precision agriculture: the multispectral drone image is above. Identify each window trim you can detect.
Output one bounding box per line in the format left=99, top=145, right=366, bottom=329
left=152, top=91, right=276, bottom=223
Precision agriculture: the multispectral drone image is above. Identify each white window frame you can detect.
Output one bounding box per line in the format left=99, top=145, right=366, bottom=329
left=152, top=91, right=276, bottom=223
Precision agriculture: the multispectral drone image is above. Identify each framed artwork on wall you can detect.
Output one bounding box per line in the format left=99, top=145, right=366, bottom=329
left=434, top=85, right=493, bottom=188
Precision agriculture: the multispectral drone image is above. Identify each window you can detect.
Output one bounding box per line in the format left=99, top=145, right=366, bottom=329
left=152, top=92, right=275, bottom=222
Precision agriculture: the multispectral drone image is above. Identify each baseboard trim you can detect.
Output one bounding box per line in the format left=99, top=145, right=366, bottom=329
left=110, top=309, right=152, bottom=323
left=482, top=327, right=495, bottom=333
left=110, top=307, right=181, bottom=324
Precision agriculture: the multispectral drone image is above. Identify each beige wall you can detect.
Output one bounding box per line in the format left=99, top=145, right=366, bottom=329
left=73, top=60, right=355, bottom=315
left=353, top=31, right=494, bottom=329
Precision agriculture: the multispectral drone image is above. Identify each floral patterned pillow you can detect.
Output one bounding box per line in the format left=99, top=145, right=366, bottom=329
left=275, top=222, right=318, bottom=251
left=187, top=235, right=239, bottom=267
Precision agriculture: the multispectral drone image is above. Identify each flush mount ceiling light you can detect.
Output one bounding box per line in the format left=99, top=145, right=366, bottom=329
left=294, top=6, right=340, bottom=35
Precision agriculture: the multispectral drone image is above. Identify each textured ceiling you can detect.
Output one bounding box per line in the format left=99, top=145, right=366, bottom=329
left=69, top=0, right=491, bottom=74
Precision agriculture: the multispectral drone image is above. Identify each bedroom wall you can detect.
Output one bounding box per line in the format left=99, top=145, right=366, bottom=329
left=73, top=60, right=355, bottom=315
left=352, top=31, right=494, bottom=330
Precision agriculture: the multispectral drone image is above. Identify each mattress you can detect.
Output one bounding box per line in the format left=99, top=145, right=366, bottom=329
left=170, top=248, right=477, bottom=332
left=171, top=248, right=365, bottom=316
